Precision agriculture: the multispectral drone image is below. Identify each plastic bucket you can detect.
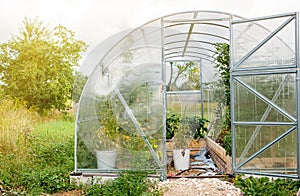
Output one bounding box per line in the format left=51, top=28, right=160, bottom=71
left=173, top=149, right=190, bottom=170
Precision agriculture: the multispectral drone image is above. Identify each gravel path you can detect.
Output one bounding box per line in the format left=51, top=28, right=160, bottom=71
left=158, top=178, right=243, bottom=196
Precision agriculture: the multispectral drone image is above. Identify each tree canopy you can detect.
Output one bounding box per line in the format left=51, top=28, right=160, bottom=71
left=0, top=18, right=87, bottom=114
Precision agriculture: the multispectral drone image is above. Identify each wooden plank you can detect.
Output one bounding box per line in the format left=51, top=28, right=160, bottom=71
left=206, top=137, right=226, bottom=162
left=206, top=137, right=232, bottom=174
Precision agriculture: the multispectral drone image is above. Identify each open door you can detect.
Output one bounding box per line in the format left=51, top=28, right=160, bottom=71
left=230, top=12, right=299, bottom=178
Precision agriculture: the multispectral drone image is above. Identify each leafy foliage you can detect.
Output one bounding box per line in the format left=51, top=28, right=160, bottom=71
left=167, top=61, right=200, bottom=91
left=188, top=116, right=209, bottom=140
left=214, top=43, right=232, bottom=155
left=166, top=112, right=209, bottom=141
left=166, top=112, right=181, bottom=139
left=214, top=43, right=230, bottom=107
left=0, top=119, right=76, bottom=194
left=234, top=176, right=300, bottom=195
left=85, top=171, right=164, bottom=196
left=0, top=18, right=87, bottom=114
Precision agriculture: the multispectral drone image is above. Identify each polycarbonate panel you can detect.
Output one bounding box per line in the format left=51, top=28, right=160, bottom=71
left=76, top=19, right=163, bottom=172
left=235, top=125, right=294, bottom=164
left=232, top=15, right=296, bottom=69
left=240, top=129, right=297, bottom=176
left=234, top=74, right=296, bottom=122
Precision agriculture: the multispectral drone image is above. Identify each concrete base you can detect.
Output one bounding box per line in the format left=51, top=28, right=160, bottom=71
left=70, top=172, right=118, bottom=186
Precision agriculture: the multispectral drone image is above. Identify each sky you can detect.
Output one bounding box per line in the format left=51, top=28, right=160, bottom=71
left=0, top=0, right=300, bottom=63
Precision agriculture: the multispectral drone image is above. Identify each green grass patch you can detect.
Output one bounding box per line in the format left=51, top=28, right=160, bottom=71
left=0, top=119, right=76, bottom=195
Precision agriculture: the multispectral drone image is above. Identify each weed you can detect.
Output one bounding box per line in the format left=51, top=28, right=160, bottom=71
left=234, top=175, right=300, bottom=195
left=0, top=116, right=76, bottom=195
left=85, top=171, right=164, bottom=196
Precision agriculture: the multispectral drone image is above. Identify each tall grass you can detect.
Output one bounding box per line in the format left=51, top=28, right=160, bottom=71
left=0, top=99, right=76, bottom=194
left=0, top=99, right=37, bottom=157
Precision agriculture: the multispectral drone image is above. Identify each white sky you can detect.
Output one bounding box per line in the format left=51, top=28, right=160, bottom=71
left=0, top=0, right=299, bottom=56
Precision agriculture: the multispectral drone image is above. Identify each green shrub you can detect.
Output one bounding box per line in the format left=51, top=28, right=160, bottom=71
left=20, top=167, right=76, bottom=194
left=85, top=171, right=164, bottom=196
left=234, top=175, right=300, bottom=195
left=166, top=112, right=209, bottom=140
left=187, top=116, right=209, bottom=139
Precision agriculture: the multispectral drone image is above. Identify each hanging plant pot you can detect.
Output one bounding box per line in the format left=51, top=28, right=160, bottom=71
left=95, top=150, right=117, bottom=169
left=173, top=149, right=190, bottom=170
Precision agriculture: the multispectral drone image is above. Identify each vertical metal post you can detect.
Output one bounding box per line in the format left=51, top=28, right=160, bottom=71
left=74, top=120, right=78, bottom=172
left=161, top=17, right=167, bottom=181
left=200, top=58, right=204, bottom=118
left=229, top=14, right=236, bottom=172
left=295, top=12, right=300, bottom=178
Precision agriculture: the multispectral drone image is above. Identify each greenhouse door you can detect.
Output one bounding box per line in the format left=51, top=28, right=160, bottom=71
left=230, top=12, right=299, bottom=178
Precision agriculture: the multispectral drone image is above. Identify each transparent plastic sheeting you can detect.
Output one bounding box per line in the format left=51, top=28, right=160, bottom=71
left=76, top=22, right=164, bottom=171
left=231, top=13, right=298, bottom=178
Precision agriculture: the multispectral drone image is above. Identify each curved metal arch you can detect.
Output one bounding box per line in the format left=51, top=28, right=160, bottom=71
left=164, top=50, right=216, bottom=61
left=164, top=32, right=229, bottom=41
left=165, top=54, right=217, bottom=64
left=164, top=39, right=216, bottom=47
left=164, top=46, right=217, bottom=55
left=161, top=10, right=241, bottom=19
left=164, top=48, right=213, bottom=57
left=164, top=22, right=229, bottom=29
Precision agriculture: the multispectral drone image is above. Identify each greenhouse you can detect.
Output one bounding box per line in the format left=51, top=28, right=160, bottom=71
left=75, top=11, right=299, bottom=179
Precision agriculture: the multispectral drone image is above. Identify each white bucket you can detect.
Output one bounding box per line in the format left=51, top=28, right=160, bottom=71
left=173, top=149, right=190, bottom=170
left=95, top=150, right=117, bottom=169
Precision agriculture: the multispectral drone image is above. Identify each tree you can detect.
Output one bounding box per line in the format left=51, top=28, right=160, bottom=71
left=72, top=71, right=88, bottom=104
left=0, top=18, right=87, bottom=114
left=167, top=61, right=200, bottom=91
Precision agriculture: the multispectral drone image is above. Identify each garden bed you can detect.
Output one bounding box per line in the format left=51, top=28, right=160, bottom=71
left=166, top=137, right=232, bottom=177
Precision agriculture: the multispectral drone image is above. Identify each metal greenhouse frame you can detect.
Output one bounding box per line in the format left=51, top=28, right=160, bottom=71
left=74, top=11, right=299, bottom=180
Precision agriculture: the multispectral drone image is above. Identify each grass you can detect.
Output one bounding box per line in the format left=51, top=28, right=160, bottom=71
left=0, top=101, right=77, bottom=194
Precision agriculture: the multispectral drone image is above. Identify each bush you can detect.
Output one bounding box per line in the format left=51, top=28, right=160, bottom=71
left=234, top=175, right=300, bottom=195
left=85, top=171, right=164, bottom=196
